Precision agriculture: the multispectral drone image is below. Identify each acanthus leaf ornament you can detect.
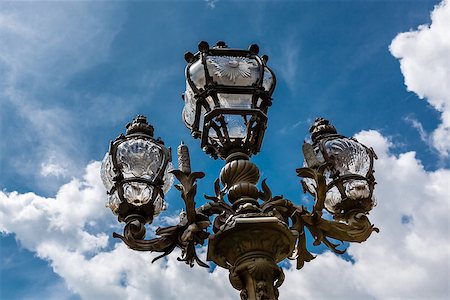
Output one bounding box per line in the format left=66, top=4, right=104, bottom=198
left=101, top=42, right=380, bottom=300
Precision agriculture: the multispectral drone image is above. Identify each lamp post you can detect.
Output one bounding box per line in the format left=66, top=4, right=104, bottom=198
left=100, top=41, right=378, bottom=300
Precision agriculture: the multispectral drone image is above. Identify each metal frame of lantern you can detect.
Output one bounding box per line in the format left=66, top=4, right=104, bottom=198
left=183, top=41, right=276, bottom=159
left=103, top=115, right=172, bottom=224
left=101, top=42, right=380, bottom=300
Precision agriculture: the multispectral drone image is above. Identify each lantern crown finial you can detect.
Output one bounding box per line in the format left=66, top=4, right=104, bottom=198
left=126, top=115, right=154, bottom=136
left=215, top=40, right=228, bottom=48
left=309, top=117, right=337, bottom=143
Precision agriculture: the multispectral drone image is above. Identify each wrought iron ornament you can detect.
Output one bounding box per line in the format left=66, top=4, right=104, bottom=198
left=100, top=42, right=379, bottom=300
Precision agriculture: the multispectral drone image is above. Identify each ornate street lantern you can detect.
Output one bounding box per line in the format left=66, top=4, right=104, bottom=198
left=300, top=118, right=377, bottom=221
left=182, top=41, right=276, bottom=159
left=101, top=42, right=379, bottom=300
left=100, top=115, right=173, bottom=225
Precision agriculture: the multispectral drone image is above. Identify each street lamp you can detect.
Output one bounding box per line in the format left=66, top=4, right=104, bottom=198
left=101, top=41, right=378, bottom=300
left=183, top=40, right=275, bottom=159
left=100, top=115, right=173, bottom=230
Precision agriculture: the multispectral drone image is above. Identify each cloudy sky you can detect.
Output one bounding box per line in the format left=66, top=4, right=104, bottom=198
left=0, top=0, right=449, bottom=299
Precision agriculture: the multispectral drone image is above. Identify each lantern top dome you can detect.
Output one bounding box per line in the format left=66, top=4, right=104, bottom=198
left=126, top=115, right=154, bottom=137
left=309, top=118, right=338, bottom=143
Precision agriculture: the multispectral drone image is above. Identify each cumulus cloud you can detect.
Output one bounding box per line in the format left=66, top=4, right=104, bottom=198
left=1, top=131, right=449, bottom=299
left=0, top=162, right=238, bottom=299
left=390, top=0, right=450, bottom=156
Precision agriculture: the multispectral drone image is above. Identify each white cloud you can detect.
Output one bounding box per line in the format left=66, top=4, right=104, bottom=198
left=40, top=159, right=70, bottom=178
left=403, top=115, right=429, bottom=143
left=0, top=2, right=126, bottom=188
left=275, top=38, right=300, bottom=92
left=205, top=0, right=219, bottom=9
left=390, top=0, right=450, bottom=157
left=1, top=130, right=449, bottom=299
left=0, top=161, right=238, bottom=299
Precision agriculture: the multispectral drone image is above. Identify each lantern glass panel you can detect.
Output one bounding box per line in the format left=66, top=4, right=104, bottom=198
left=183, top=88, right=197, bottom=127
left=161, top=162, right=174, bottom=194
left=324, top=138, right=370, bottom=177
left=224, top=114, right=248, bottom=139
left=123, top=182, right=154, bottom=206
left=100, top=152, right=115, bottom=192
left=262, top=67, right=274, bottom=91
left=116, top=138, right=164, bottom=180
left=153, top=196, right=167, bottom=217
left=188, top=60, right=206, bottom=90
left=218, top=94, right=252, bottom=109
left=208, top=114, right=248, bottom=140
left=183, top=86, right=213, bottom=129
left=107, top=191, right=121, bottom=214
left=206, top=56, right=260, bottom=86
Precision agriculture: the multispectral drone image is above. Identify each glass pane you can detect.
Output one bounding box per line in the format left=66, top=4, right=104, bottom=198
left=123, top=182, right=153, bottom=206
left=153, top=195, right=168, bottom=216
left=206, top=56, right=260, bottom=86
left=100, top=152, right=115, bottom=192
left=116, top=138, right=164, bottom=181
left=325, top=138, right=371, bottom=177
left=183, top=86, right=196, bottom=128
left=225, top=114, right=247, bottom=139
left=218, top=93, right=252, bottom=109
left=207, top=114, right=248, bottom=141
left=302, top=177, right=316, bottom=196
left=345, top=179, right=370, bottom=200
left=324, top=186, right=341, bottom=213
left=262, top=67, right=274, bottom=91
left=106, top=191, right=121, bottom=215
left=188, top=60, right=206, bottom=90
left=162, top=162, right=174, bottom=194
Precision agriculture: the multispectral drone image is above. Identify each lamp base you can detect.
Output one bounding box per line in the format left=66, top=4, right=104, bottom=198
left=207, top=216, right=295, bottom=300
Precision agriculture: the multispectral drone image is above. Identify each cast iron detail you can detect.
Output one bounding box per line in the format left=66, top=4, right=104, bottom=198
left=113, top=167, right=210, bottom=268
left=102, top=41, right=380, bottom=300
left=111, top=140, right=378, bottom=298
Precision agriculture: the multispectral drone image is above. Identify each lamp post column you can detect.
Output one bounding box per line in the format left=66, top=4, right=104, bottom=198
left=207, top=152, right=296, bottom=300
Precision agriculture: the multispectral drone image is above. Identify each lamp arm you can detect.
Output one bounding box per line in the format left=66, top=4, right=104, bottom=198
left=296, top=164, right=329, bottom=214
left=301, top=210, right=379, bottom=244
left=113, top=168, right=211, bottom=268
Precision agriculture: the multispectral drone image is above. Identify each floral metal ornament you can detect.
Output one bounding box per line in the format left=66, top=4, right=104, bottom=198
left=103, top=118, right=379, bottom=300
left=100, top=41, right=380, bottom=300
left=208, top=56, right=257, bottom=83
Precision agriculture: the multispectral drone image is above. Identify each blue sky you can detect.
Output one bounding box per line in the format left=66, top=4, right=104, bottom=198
left=1, top=1, right=449, bottom=299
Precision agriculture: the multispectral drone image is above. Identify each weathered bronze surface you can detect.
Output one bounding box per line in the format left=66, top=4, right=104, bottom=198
left=112, top=138, right=377, bottom=298
left=102, top=42, right=380, bottom=300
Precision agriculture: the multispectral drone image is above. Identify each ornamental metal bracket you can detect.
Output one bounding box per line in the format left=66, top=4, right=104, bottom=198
left=113, top=167, right=210, bottom=268
left=101, top=42, right=382, bottom=299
